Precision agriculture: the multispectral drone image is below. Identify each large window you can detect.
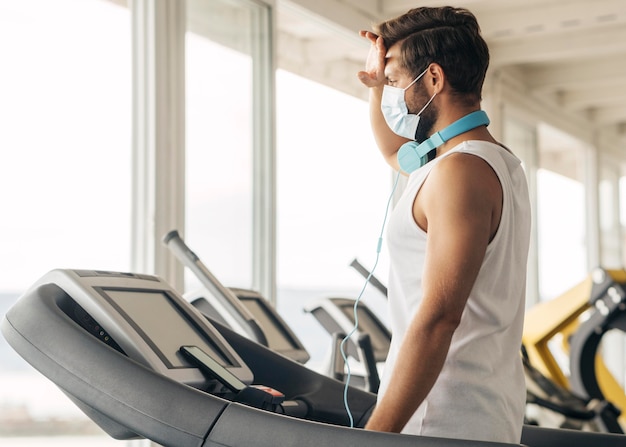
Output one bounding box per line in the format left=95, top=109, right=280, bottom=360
left=536, top=124, right=587, bottom=300
left=184, top=0, right=271, bottom=291
left=599, top=160, right=622, bottom=268
left=0, top=0, right=131, bottom=444
left=276, top=70, right=392, bottom=366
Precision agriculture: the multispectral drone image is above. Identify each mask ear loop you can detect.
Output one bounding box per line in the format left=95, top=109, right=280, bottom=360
left=403, top=65, right=429, bottom=91
left=407, top=65, right=437, bottom=117
left=415, top=91, right=437, bottom=116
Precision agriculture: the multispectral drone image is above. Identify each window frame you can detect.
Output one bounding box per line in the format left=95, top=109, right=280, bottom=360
left=131, top=0, right=276, bottom=301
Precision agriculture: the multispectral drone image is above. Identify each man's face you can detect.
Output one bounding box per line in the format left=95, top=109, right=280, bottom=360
left=384, top=42, right=438, bottom=143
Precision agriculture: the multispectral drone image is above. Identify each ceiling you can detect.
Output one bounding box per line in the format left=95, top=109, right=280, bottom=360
left=276, top=0, right=626, bottom=163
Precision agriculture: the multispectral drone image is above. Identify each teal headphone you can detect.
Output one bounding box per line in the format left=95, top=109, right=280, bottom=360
left=397, top=110, right=490, bottom=173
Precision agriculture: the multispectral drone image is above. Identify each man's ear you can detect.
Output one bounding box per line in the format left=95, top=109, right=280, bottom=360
left=426, top=63, right=445, bottom=95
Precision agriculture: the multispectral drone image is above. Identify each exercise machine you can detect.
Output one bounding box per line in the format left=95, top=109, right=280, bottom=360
left=314, top=262, right=623, bottom=432
left=523, top=268, right=626, bottom=430
left=163, top=229, right=310, bottom=364
left=3, top=268, right=626, bottom=446
left=568, top=269, right=626, bottom=429
left=304, top=296, right=389, bottom=392
left=302, top=259, right=390, bottom=391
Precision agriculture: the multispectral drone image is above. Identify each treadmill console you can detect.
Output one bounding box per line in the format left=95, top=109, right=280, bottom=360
left=28, top=269, right=253, bottom=389
left=187, top=287, right=310, bottom=364
left=305, top=296, right=391, bottom=362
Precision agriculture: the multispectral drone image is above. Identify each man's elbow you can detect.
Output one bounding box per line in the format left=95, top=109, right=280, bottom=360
left=433, top=313, right=462, bottom=335
left=413, top=309, right=462, bottom=341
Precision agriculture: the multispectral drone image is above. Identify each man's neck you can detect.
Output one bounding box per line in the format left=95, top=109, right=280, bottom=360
left=433, top=107, right=497, bottom=156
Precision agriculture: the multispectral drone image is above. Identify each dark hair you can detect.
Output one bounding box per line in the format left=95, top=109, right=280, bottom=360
left=375, top=7, right=489, bottom=104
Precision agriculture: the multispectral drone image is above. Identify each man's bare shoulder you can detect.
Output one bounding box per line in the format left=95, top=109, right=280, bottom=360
left=416, top=149, right=503, bottom=234
left=426, top=150, right=501, bottom=198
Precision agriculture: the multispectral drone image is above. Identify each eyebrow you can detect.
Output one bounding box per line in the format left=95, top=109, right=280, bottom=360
left=384, top=65, right=400, bottom=79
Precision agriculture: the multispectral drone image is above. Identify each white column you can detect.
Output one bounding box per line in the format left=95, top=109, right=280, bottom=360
left=251, top=3, right=278, bottom=304
left=482, top=69, right=504, bottom=142
left=584, top=143, right=600, bottom=271
left=131, top=0, right=186, bottom=290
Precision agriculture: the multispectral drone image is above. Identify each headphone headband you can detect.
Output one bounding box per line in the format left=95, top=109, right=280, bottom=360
left=397, top=110, right=490, bottom=173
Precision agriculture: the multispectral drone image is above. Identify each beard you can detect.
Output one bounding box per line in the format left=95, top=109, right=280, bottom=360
left=407, top=83, right=438, bottom=143
left=414, top=103, right=437, bottom=144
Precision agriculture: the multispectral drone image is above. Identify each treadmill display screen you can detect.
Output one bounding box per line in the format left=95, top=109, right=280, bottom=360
left=240, top=297, right=296, bottom=351
left=103, top=289, right=230, bottom=368
left=339, top=303, right=389, bottom=354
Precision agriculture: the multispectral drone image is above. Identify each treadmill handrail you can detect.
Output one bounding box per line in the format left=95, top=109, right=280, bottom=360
left=162, top=229, right=268, bottom=346
left=350, top=258, right=388, bottom=298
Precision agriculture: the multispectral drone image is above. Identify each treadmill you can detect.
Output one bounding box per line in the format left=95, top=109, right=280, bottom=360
left=304, top=296, right=390, bottom=393
left=309, top=261, right=624, bottom=433
left=163, top=229, right=310, bottom=364
left=2, top=268, right=625, bottom=446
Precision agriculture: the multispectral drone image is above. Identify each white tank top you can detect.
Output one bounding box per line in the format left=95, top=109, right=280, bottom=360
left=378, top=140, right=531, bottom=443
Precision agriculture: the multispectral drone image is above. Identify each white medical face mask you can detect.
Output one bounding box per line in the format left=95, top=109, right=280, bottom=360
left=381, top=67, right=436, bottom=140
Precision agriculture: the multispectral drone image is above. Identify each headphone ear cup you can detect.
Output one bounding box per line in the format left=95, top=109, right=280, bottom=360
left=397, top=141, right=430, bottom=174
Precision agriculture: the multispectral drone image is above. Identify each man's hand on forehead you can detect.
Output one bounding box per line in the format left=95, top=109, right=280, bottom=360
left=357, top=30, right=387, bottom=88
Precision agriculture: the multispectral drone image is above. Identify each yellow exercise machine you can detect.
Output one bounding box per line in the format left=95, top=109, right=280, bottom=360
left=523, top=268, right=626, bottom=431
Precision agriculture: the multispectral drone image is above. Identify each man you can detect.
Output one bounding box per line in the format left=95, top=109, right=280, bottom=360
left=356, top=7, right=531, bottom=444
